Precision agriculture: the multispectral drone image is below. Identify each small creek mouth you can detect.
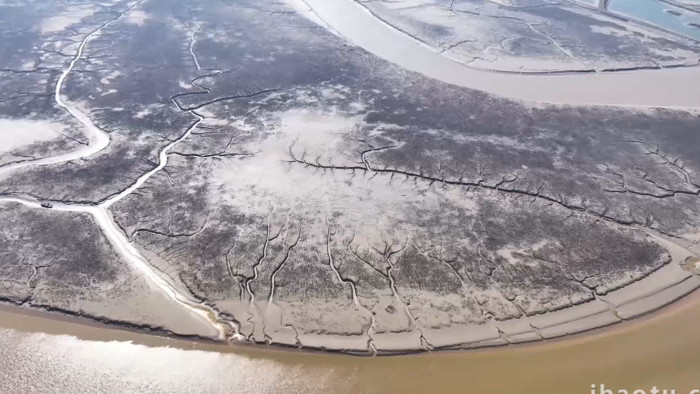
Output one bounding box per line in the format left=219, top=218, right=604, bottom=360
left=685, top=257, right=700, bottom=272
left=2, top=289, right=700, bottom=393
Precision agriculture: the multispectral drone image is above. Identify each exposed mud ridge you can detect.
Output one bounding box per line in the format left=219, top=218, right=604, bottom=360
left=1, top=0, right=699, bottom=355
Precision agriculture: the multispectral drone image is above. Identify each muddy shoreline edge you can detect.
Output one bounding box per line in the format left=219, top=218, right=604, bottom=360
left=2, top=259, right=698, bottom=358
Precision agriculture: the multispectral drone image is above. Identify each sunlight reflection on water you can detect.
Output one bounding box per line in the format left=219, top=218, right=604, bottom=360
left=0, top=329, right=338, bottom=394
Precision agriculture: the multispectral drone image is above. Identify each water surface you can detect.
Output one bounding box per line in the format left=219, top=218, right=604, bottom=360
left=610, top=0, right=700, bottom=40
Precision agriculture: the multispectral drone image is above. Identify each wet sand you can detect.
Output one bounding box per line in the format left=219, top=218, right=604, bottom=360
left=2, top=289, right=700, bottom=393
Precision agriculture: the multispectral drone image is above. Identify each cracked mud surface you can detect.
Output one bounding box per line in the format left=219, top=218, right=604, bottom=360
left=1, top=0, right=699, bottom=354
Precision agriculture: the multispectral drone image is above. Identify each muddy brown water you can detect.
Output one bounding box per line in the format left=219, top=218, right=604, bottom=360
left=1, top=294, right=700, bottom=394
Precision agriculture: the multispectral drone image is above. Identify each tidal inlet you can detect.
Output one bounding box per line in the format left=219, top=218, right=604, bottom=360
left=1, top=0, right=699, bottom=392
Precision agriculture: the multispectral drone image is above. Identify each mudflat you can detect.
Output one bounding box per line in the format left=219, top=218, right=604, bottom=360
left=1, top=0, right=699, bottom=355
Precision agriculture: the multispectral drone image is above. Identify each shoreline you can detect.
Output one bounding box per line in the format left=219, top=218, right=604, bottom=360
left=2, top=261, right=698, bottom=358
left=5, top=281, right=700, bottom=393
left=2, top=288, right=699, bottom=358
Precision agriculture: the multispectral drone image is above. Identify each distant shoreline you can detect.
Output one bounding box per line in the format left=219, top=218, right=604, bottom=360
left=301, top=0, right=700, bottom=109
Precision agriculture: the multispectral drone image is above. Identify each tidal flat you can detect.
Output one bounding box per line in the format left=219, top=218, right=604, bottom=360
left=0, top=0, right=699, bottom=359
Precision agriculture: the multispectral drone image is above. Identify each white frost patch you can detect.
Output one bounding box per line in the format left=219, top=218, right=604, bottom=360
left=209, top=109, right=364, bottom=215
left=125, top=9, right=149, bottom=25
left=495, top=245, right=545, bottom=268
left=589, top=24, right=627, bottom=37
left=202, top=118, right=230, bottom=126
left=278, top=108, right=359, bottom=147
left=0, top=118, right=63, bottom=154
left=20, top=60, right=37, bottom=71
left=320, top=88, right=345, bottom=100
left=134, top=104, right=164, bottom=119
left=134, top=108, right=151, bottom=119
left=40, top=4, right=96, bottom=34
left=100, top=70, right=122, bottom=85
left=205, top=108, right=469, bottom=237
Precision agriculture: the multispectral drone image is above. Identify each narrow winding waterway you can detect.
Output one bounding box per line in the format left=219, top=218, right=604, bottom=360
left=0, top=2, right=142, bottom=179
